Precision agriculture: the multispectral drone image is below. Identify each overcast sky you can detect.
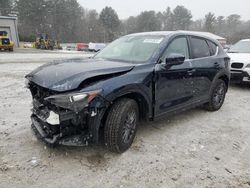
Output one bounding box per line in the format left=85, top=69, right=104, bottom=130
left=78, top=0, right=250, bottom=20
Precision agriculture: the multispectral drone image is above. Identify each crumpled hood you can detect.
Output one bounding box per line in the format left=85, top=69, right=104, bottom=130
left=227, top=53, right=250, bottom=64
left=26, top=59, right=135, bottom=92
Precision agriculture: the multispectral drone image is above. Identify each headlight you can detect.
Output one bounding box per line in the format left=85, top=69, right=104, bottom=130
left=246, top=64, right=250, bottom=68
left=45, top=89, right=102, bottom=112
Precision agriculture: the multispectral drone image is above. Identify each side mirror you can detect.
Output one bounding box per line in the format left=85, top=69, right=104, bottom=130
left=165, top=53, right=185, bottom=66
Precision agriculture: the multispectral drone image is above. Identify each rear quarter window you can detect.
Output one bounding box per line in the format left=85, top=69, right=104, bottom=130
left=207, top=40, right=218, bottom=56
left=190, top=37, right=210, bottom=59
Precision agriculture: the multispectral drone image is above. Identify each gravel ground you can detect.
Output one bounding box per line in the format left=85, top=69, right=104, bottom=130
left=0, top=48, right=93, bottom=63
left=0, top=61, right=250, bottom=188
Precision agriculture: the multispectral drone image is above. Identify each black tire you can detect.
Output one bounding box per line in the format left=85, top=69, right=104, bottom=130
left=104, top=98, right=139, bottom=153
left=204, top=79, right=227, bottom=111
left=9, top=48, right=13, bottom=52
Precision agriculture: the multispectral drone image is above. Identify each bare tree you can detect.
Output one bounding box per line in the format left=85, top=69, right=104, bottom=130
left=172, top=6, right=192, bottom=30
left=11, top=1, right=250, bottom=44
left=99, top=7, right=120, bottom=42
left=204, top=12, right=216, bottom=32
left=135, top=11, right=161, bottom=32
left=162, top=7, right=174, bottom=30
left=0, top=0, right=13, bottom=16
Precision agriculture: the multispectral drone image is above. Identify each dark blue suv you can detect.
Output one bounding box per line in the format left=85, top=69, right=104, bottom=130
left=26, top=31, right=230, bottom=153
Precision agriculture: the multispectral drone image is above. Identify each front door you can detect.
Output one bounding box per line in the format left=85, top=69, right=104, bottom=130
left=154, top=36, right=194, bottom=117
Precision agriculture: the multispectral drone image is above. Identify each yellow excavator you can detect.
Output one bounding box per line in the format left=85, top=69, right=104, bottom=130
left=34, top=34, right=61, bottom=50
left=0, top=31, right=14, bottom=52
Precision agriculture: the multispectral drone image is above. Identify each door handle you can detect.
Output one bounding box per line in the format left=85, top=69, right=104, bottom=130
left=187, top=69, right=195, bottom=75
left=214, top=62, right=220, bottom=68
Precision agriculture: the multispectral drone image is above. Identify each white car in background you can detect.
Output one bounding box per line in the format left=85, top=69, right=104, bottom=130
left=227, top=39, right=250, bottom=83
left=88, top=42, right=106, bottom=52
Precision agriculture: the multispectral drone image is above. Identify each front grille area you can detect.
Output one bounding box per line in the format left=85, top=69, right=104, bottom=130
left=29, top=82, right=87, bottom=133
left=29, top=82, right=58, bottom=110
left=1, top=38, right=10, bottom=45
left=30, top=83, right=54, bottom=101
left=231, top=62, right=244, bottom=69
left=32, top=99, right=50, bottom=121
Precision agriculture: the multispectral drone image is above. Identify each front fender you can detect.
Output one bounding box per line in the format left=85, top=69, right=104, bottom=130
left=87, top=83, right=153, bottom=144
left=82, top=64, right=155, bottom=143
left=82, top=63, right=154, bottom=111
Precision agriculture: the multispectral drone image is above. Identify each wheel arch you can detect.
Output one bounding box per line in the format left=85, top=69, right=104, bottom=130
left=218, top=74, right=229, bottom=91
left=101, top=92, right=150, bottom=126
left=210, top=71, right=230, bottom=94
left=89, top=89, right=152, bottom=144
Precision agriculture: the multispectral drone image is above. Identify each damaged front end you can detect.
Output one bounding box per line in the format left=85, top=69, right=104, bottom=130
left=27, top=81, right=108, bottom=147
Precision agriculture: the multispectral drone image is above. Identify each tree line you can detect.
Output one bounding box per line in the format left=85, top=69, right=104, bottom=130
left=1, top=0, right=250, bottom=44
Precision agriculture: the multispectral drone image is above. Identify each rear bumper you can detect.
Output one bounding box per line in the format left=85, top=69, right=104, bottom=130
left=230, top=70, right=250, bottom=82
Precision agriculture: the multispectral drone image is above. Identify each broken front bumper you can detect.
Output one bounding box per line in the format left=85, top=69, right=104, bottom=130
left=31, top=115, right=93, bottom=146
left=30, top=97, right=99, bottom=147
left=28, top=82, right=108, bottom=147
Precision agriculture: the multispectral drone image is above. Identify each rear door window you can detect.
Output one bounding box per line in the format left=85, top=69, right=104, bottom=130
left=190, top=37, right=210, bottom=59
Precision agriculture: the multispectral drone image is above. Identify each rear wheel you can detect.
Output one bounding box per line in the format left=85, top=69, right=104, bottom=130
left=104, top=98, right=139, bottom=153
left=204, top=79, right=227, bottom=111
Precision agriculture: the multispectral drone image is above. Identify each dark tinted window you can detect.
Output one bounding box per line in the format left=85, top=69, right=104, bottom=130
left=190, top=37, right=210, bottom=59
left=207, top=40, right=218, bottom=55
left=163, top=37, right=189, bottom=59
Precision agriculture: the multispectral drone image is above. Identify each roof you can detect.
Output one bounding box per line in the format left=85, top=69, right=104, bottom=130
left=0, top=16, right=17, bottom=20
left=127, top=31, right=173, bottom=37
left=180, top=31, right=226, bottom=40
left=128, top=31, right=226, bottom=41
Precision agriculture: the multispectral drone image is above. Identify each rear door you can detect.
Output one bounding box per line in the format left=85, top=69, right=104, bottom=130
left=188, top=36, right=220, bottom=101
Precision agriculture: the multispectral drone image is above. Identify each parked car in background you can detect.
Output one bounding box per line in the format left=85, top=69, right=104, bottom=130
left=88, top=42, right=106, bottom=52
left=25, top=31, right=230, bottom=153
left=65, top=45, right=77, bottom=51
left=23, top=42, right=33, bottom=48
left=227, top=39, right=250, bottom=83
left=77, top=43, right=89, bottom=51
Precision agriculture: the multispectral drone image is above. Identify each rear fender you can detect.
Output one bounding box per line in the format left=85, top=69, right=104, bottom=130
left=210, top=70, right=230, bottom=94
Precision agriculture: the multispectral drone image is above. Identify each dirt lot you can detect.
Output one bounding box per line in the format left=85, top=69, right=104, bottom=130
left=0, top=60, right=250, bottom=188
left=0, top=48, right=93, bottom=63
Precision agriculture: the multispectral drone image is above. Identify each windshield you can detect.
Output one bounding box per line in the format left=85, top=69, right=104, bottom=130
left=228, top=40, right=250, bottom=53
left=94, top=35, right=165, bottom=63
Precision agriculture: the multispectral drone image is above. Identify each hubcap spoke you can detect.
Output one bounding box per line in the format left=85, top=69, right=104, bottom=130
left=122, top=110, right=136, bottom=143
left=213, top=83, right=225, bottom=105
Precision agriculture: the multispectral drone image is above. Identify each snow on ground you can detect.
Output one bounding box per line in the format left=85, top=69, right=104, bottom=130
left=0, top=61, right=250, bottom=188
left=0, top=49, right=94, bottom=63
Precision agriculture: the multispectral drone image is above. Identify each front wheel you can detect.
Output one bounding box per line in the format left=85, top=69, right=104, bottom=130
left=104, top=98, right=139, bottom=153
left=204, top=79, right=227, bottom=111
